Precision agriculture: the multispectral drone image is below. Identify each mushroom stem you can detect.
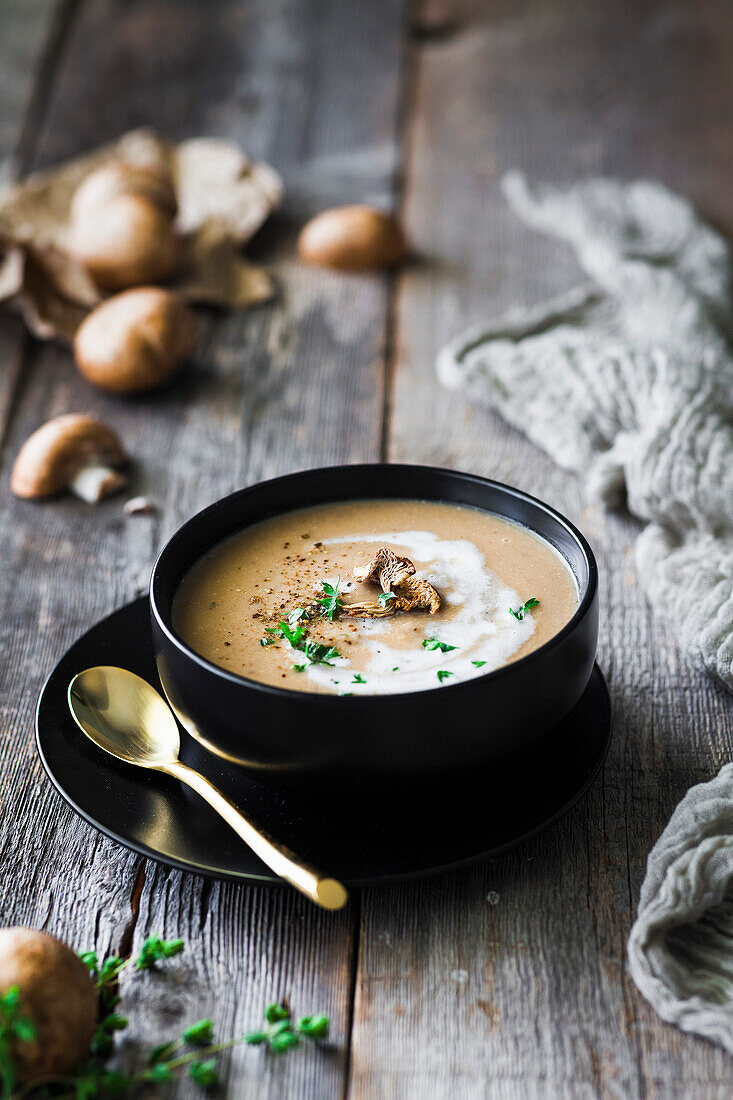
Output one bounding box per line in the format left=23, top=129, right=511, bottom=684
left=70, top=464, right=128, bottom=504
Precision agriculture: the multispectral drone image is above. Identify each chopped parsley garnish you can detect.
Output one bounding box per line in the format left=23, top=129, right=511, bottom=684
left=261, top=619, right=309, bottom=647
left=352, top=673, right=366, bottom=684
left=293, top=664, right=306, bottom=672
left=422, top=638, right=458, bottom=653
left=471, top=660, right=487, bottom=667
left=378, top=591, right=396, bottom=608
left=392, top=666, right=399, bottom=671
left=509, top=597, right=539, bottom=621
left=303, top=641, right=340, bottom=666
left=436, top=670, right=454, bottom=682
left=317, top=578, right=342, bottom=621
left=288, top=607, right=309, bottom=628
left=277, top=619, right=308, bottom=647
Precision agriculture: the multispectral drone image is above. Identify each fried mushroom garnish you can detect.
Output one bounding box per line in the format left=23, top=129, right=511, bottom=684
left=344, top=546, right=441, bottom=617
left=352, top=547, right=415, bottom=591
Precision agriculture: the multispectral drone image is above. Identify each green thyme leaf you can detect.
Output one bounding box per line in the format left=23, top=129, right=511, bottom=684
left=352, top=673, right=366, bottom=684
left=288, top=607, right=309, bottom=628
left=74, top=1074, right=103, bottom=1099
left=78, top=952, right=99, bottom=976
left=269, top=1029, right=301, bottom=1054
left=12, top=1017, right=37, bottom=1043
left=392, top=666, right=399, bottom=671
left=143, top=1062, right=174, bottom=1083
left=189, top=1059, right=220, bottom=1088
left=471, top=660, right=487, bottom=667
left=293, top=663, right=306, bottom=672
left=297, top=1014, right=330, bottom=1040
left=135, top=935, right=184, bottom=970
left=183, top=1018, right=214, bottom=1046
left=100, top=1013, right=128, bottom=1032
left=509, top=597, right=539, bottom=621
left=265, top=1002, right=291, bottom=1024
left=148, top=1040, right=179, bottom=1066
left=91, top=1028, right=114, bottom=1059
left=378, top=591, right=396, bottom=608
left=422, top=638, right=458, bottom=653
left=245, top=1029, right=268, bottom=1045
left=99, top=1070, right=130, bottom=1095
left=436, top=670, right=454, bottom=682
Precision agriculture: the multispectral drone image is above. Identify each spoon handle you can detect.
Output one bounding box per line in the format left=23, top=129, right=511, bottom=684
left=160, top=760, right=348, bottom=910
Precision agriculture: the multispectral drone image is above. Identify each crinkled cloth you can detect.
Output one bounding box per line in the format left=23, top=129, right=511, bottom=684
left=438, top=174, right=733, bottom=1048
left=628, top=765, right=733, bottom=1051
left=438, top=172, right=733, bottom=693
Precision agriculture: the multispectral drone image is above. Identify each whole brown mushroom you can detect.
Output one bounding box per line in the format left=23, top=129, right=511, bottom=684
left=10, top=414, right=128, bottom=503
left=73, top=287, right=197, bottom=394
left=298, top=205, right=407, bottom=270
left=0, top=928, right=97, bottom=1083
left=68, top=160, right=180, bottom=290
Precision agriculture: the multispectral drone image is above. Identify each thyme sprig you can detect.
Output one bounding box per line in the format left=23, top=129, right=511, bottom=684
left=0, top=986, right=37, bottom=1097
left=4, top=939, right=329, bottom=1098
left=245, top=1002, right=329, bottom=1054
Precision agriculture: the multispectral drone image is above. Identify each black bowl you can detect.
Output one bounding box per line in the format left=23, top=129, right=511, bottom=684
left=150, top=464, right=598, bottom=788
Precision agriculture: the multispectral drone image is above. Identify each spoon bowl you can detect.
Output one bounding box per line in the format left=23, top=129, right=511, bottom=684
left=69, top=666, right=180, bottom=766
left=67, top=665, right=347, bottom=910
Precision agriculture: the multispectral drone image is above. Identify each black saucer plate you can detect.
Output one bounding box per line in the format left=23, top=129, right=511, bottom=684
left=36, top=597, right=612, bottom=888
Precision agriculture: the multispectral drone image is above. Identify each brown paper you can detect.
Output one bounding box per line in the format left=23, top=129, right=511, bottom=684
left=0, top=129, right=282, bottom=342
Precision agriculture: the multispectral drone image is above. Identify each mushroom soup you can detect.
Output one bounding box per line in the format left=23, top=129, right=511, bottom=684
left=172, top=499, right=579, bottom=695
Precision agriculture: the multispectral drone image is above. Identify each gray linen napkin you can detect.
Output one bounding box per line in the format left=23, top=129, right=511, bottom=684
left=438, top=172, right=733, bottom=693
left=437, top=174, right=733, bottom=1048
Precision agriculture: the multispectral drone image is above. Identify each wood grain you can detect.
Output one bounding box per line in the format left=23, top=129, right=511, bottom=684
left=0, top=0, right=406, bottom=1096
left=2, top=0, right=733, bottom=1096
left=347, top=1, right=733, bottom=1097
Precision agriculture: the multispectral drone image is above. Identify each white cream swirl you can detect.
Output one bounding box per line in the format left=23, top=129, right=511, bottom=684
left=299, top=529, right=539, bottom=695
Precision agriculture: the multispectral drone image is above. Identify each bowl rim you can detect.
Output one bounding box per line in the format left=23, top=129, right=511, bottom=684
left=150, top=463, right=598, bottom=703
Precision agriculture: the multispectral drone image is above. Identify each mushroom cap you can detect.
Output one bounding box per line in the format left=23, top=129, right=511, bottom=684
left=71, top=160, right=178, bottom=221
left=0, top=927, right=97, bottom=1082
left=73, top=287, right=197, bottom=394
left=70, top=198, right=179, bottom=289
left=69, top=161, right=179, bottom=289
left=10, top=413, right=127, bottom=499
left=298, top=206, right=407, bottom=270
left=353, top=547, right=416, bottom=591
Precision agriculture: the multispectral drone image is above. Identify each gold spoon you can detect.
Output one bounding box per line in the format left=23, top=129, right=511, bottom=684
left=67, top=666, right=348, bottom=910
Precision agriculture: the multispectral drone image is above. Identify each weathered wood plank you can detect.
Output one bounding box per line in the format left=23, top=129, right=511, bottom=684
left=0, top=0, right=148, bottom=1041
left=0, top=0, right=407, bottom=1096
left=350, top=1, right=733, bottom=1097
left=0, top=0, right=67, bottom=184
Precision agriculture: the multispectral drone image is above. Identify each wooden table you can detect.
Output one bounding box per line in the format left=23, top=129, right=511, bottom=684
left=1, top=1, right=732, bottom=1095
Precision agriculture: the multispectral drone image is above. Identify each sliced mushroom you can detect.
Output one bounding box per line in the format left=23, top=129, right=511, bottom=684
left=340, top=601, right=395, bottom=619
left=345, top=546, right=441, bottom=617
left=353, top=547, right=416, bottom=591
left=391, top=575, right=442, bottom=614
left=10, top=414, right=129, bottom=503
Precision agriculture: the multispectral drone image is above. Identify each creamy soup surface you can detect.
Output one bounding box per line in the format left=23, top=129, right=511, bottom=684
left=173, top=499, right=579, bottom=695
